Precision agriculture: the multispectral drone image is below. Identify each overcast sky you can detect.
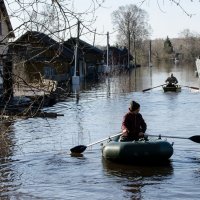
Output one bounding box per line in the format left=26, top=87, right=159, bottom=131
left=73, top=0, right=200, bottom=46
left=9, top=0, right=200, bottom=46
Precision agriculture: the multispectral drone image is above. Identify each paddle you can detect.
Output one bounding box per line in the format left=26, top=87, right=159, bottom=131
left=142, top=84, right=166, bottom=92
left=70, top=133, right=200, bottom=154
left=70, top=132, right=122, bottom=154
left=148, top=134, right=200, bottom=143
left=181, top=85, right=199, bottom=90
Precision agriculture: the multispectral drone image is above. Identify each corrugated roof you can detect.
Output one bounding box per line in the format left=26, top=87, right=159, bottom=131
left=14, top=31, right=74, bottom=60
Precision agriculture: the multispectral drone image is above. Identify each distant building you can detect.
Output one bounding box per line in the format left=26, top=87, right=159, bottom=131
left=104, top=46, right=133, bottom=70
left=64, top=38, right=104, bottom=78
left=0, top=0, right=15, bottom=92
left=11, top=31, right=74, bottom=87
left=0, top=0, right=15, bottom=54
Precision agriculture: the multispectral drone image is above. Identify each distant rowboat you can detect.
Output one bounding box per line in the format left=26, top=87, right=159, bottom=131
left=162, top=85, right=181, bottom=92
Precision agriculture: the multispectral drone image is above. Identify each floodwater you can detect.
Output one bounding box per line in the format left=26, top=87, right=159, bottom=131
left=1, top=63, right=200, bottom=199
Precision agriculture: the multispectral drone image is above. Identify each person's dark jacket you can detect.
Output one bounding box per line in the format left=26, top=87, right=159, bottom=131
left=165, top=76, right=178, bottom=84
left=121, top=112, right=147, bottom=141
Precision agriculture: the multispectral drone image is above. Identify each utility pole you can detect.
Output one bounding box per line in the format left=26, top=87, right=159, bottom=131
left=149, top=40, right=152, bottom=67
left=106, top=32, right=109, bottom=73
left=76, top=20, right=80, bottom=77
left=134, top=33, right=136, bottom=67
left=72, top=20, right=80, bottom=85
left=128, top=30, right=130, bottom=69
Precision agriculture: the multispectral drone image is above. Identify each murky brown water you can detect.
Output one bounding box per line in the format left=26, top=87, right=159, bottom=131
left=1, top=63, right=200, bottom=199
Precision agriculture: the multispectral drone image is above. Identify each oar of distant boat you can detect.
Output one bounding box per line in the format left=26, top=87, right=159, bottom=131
left=181, top=85, right=199, bottom=90
left=142, top=84, right=166, bottom=92
left=142, top=84, right=199, bottom=92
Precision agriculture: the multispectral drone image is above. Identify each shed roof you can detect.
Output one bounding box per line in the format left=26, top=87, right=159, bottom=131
left=64, top=38, right=103, bottom=55
left=14, top=31, right=74, bottom=60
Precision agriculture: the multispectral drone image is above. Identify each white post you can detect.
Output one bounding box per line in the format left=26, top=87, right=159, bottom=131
left=72, top=20, right=80, bottom=85
left=72, top=44, right=80, bottom=85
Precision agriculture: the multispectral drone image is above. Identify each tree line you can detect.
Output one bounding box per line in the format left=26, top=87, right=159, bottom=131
left=110, top=3, right=200, bottom=66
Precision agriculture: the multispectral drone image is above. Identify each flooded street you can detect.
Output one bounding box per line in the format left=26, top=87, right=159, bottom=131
left=1, top=63, right=200, bottom=199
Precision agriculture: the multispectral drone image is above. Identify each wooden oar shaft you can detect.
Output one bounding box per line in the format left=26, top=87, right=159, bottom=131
left=148, top=134, right=200, bottom=143
left=190, top=87, right=199, bottom=90
left=142, top=84, right=166, bottom=92
left=70, top=132, right=122, bottom=153
left=181, top=85, right=199, bottom=90
left=87, top=132, right=121, bottom=147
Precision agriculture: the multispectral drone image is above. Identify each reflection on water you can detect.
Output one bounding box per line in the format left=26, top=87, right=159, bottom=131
left=102, top=158, right=173, bottom=199
left=0, top=121, right=15, bottom=159
left=70, top=152, right=84, bottom=158
left=0, top=121, right=20, bottom=198
left=69, top=63, right=198, bottom=99
left=102, top=158, right=173, bottom=178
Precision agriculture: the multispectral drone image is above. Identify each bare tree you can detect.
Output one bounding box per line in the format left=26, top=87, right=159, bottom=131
left=111, top=4, right=151, bottom=65
left=177, top=29, right=200, bottom=63
left=140, top=0, right=198, bottom=17
left=112, top=4, right=151, bottom=45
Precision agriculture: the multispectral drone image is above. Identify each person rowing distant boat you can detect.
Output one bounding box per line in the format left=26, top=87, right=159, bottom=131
left=165, top=73, right=178, bottom=87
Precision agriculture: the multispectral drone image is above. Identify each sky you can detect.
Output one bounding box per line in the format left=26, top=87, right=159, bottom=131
left=7, top=0, right=200, bottom=46
left=73, top=0, right=200, bottom=46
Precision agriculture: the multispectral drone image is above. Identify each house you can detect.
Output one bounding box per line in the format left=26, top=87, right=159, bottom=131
left=104, top=46, right=133, bottom=71
left=0, top=0, right=15, bottom=91
left=11, top=31, right=74, bottom=89
left=0, top=0, right=15, bottom=53
left=64, top=38, right=104, bottom=78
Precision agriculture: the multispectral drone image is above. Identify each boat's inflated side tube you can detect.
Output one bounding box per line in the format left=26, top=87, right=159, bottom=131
left=102, top=140, right=173, bottom=162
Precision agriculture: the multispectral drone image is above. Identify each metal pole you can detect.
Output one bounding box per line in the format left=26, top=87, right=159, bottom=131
left=72, top=20, right=80, bottom=85
left=149, top=40, right=152, bottom=67
left=134, top=33, right=136, bottom=67
left=76, top=20, right=80, bottom=76
left=128, top=30, right=130, bottom=69
left=107, top=32, right=109, bottom=68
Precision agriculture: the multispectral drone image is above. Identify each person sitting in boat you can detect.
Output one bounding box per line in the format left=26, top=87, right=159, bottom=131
left=120, top=101, right=147, bottom=142
left=165, top=73, right=178, bottom=87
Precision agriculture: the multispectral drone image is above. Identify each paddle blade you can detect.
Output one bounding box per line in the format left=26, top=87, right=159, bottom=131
left=190, top=86, right=199, bottom=90
left=70, top=145, right=87, bottom=153
left=189, top=135, right=200, bottom=143
left=142, top=88, right=151, bottom=92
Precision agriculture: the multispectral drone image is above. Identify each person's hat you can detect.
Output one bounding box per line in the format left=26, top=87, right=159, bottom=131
left=129, top=101, right=140, bottom=111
